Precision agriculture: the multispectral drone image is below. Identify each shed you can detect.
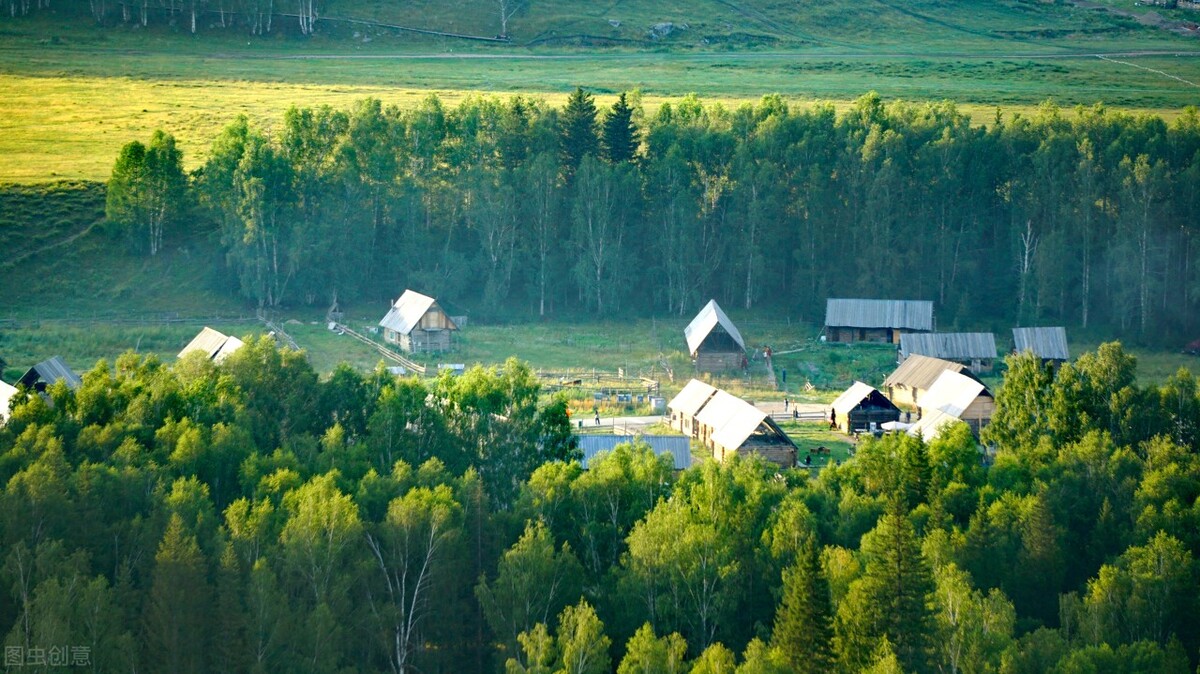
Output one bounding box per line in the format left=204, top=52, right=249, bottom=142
left=1013, top=327, right=1070, bottom=363
left=694, top=390, right=796, bottom=468
left=18, top=356, right=81, bottom=392
left=830, top=381, right=900, bottom=434
left=684, top=300, right=746, bottom=372
left=379, top=290, right=459, bottom=354
left=577, top=435, right=692, bottom=471
left=899, top=332, right=998, bottom=372
left=667, top=379, right=718, bottom=438
left=178, top=327, right=245, bottom=363
left=0, top=380, right=18, bottom=424
left=825, top=298, right=933, bottom=344
left=906, top=408, right=968, bottom=442
left=919, top=370, right=994, bottom=436
left=882, top=354, right=978, bottom=409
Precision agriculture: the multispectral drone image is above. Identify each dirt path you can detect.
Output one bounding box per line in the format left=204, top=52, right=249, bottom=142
left=0, top=221, right=98, bottom=270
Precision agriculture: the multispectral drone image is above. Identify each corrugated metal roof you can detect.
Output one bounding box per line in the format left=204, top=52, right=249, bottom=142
left=899, top=332, right=997, bottom=361
left=825, top=298, right=933, bottom=330
left=19, top=356, right=81, bottom=390
left=684, top=299, right=746, bottom=356
left=831, top=381, right=881, bottom=415
left=692, top=391, right=767, bottom=448
left=883, top=354, right=971, bottom=390
left=1013, top=327, right=1069, bottom=361
left=0, top=380, right=18, bottom=423
left=577, top=435, right=692, bottom=470
left=379, top=290, right=456, bottom=336
left=906, top=408, right=966, bottom=441
left=667, top=379, right=718, bottom=416
left=178, top=327, right=244, bottom=362
left=920, top=370, right=990, bottom=417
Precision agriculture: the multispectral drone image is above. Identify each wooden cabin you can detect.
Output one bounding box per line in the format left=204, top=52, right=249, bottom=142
left=379, top=290, right=459, bottom=354
left=1012, top=327, right=1070, bottom=364
left=178, top=327, right=245, bottom=363
left=667, top=379, right=718, bottom=438
left=899, top=332, right=998, bottom=372
left=694, top=390, right=796, bottom=469
left=684, top=300, right=746, bottom=372
left=917, top=370, right=994, bottom=437
left=825, top=298, right=933, bottom=344
left=18, top=356, right=81, bottom=393
left=883, top=354, right=979, bottom=410
left=830, top=381, right=900, bottom=435
left=577, top=435, right=692, bottom=471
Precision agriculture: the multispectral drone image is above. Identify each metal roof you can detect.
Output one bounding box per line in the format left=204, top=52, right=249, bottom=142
left=0, top=380, right=18, bottom=423
left=899, top=332, right=997, bottom=362
left=684, top=300, right=746, bottom=356
left=19, top=356, right=81, bottom=390
left=178, top=327, right=244, bottom=362
left=1013, top=327, right=1069, bottom=361
left=825, top=298, right=933, bottom=331
left=667, top=379, right=718, bottom=417
left=883, top=354, right=972, bottom=391
left=577, top=435, right=692, bottom=470
left=920, top=370, right=990, bottom=417
left=831, top=381, right=892, bottom=416
left=906, top=408, right=967, bottom=442
left=379, top=290, right=457, bottom=336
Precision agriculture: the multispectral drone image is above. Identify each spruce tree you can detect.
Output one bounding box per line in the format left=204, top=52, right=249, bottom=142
left=560, top=87, right=599, bottom=174
left=602, top=92, right=638, bottom=164
left=771, top=539, right=834, bottom=672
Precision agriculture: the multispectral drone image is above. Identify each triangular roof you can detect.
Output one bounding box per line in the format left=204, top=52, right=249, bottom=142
left=883, top=354, right=975, bottom=391
left=178, top=327, right=244, bottom=363
left=831, top=381, right=897, bottom=416
left=1013, top=327, right=1070, bottom=361
left=899, top=332, right=997, bottom=361
left=18, top=356, right=81, bottom=391
left=684, top=300, right=746, bottom=356
left=379, top=289, right=457, bottom=336
left=920, top=370, right=991, bottom=417
left=667, top=379, right=718, bottom=417
left=825, top=298, right=934, bottom=331
left=693, top=390, right=793, bottom=451
left=906, top=408, right=967, bottom=442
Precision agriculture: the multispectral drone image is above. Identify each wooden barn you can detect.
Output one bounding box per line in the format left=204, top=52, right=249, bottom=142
left=830, top=381, right=900, bottom=434
left=379, top=290, right=459, bottom=354
left=918, top=370, right=994, bottom=437
left=577, top=435, right=692, bottom=471
left=178, top=327, right=245, bottom=363
left=825, top=298, right=933, bottom=344
left=899, top=332, right=998, bottom=372
left=684, top=300, right=746, bottom=372
left=1012, top=327, right=1070, bottom=364
left=883, top=354, right=979, bottom=410
left=667, top=379, right=718, bottom=438
left=18, top=356, right=81, bottom=392
left=694, top=390, right=796, bottom=469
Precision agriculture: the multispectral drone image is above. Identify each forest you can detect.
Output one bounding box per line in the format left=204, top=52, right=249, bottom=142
left=104, top=90, right=1200, bottom=345
left=3, top=339, right=1200, bottom=673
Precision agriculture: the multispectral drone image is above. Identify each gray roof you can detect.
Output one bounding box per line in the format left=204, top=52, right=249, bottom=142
left=825, top=298, right=934, bottom=331
left=178, top=327, right=244, bottom=363
left=1013, top=327, right=1069, bottom=361
left=920, top=370, right=990, bottom=417
left=684, top=300, right=746, bottom=356
left=19, top=356, right=81, bottom=390
left=831, top=381, right=899, bottom=416
left=667, top=379, right=718, bottom=417
left=899, top=332, right=997, bottom=362
left=379, top=290, right=457, bottom=336
left=693, top=390, right=793, bottom=451
left=577, top=435, right=692, bottom=470
left=883, top=354, right=973, bottom=391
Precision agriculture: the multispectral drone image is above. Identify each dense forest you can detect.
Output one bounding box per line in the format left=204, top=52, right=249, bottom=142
left=3, top=340, right=1200, bottom=672
left=105, top=90, right=1200, bottom=344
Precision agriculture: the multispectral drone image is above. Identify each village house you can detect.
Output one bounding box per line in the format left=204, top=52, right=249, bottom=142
left=898, top=332, right=998, bottom=372
left=684, top=299, right=746, bottom=372
left=178, top=327, right=245, bottom=363
left=915, top=369, right=995, bottom=437
left=1012, top=326, right=1070, bottom=364
left=379, top=290, right=459, bottom=354
left=824, top=298, right=933, bottom=344
left=667, top=378, right=718, bottom=438
left=882, top=354, right=980, bottom=410
left=18, top=356, right=81, bottom=393
left=0, top=380, right=18, bottom=425
left=830, top=381, right=901, bottom=435
left=694, top=389, right=797, bottom=469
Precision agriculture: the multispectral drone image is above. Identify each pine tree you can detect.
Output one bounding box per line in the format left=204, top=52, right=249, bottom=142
left=560, top=87, right=599, bottom=174
left=602, top=92, right=638, bottom=164
left=771, top=539, right=834, bottom=672
left=143, top=513, right=210, bottom=674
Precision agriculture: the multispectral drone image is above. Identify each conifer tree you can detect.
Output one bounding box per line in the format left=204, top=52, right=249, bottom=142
left=771, top=539, right=834, bottom=672
left=143, top=513, right=210, bottom=674
left=560, top=87, right=599, bottom=174
left=602, top=92, right=638, bottom=164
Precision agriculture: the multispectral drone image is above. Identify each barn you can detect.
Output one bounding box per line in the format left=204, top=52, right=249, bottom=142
left=667, top=379, right=718, bottom=438
left=694, top=390, right=796, bottom=469
left=824, top=298, right=933, bottom=344
left=898, top=332, right=998, bottom=372
left=882, top=354, right=979, bottom=410
left=18, top=356, right=81, bottom=392
left=918, top=370, right=994, bottom=436
left=684, top=300, right=746, bottom=372
left=178, top=327, right=245, bottom=363
left=1012, top=327, right=1070, bottom=363
left=577, top=435, right=692, bottom=471
left=830, top=381, right=900, bottom=434
left=379, top=290, right=459, bottom=354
